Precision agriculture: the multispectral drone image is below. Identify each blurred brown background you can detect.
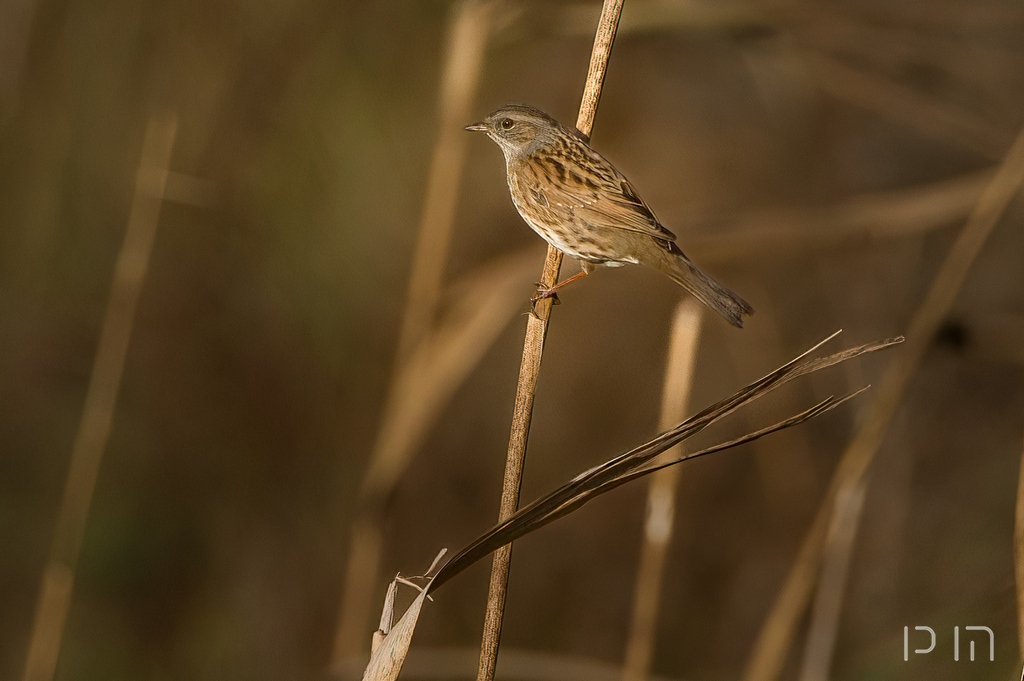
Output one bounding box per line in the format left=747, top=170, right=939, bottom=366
left=3, top=0, right=1024, bottom=680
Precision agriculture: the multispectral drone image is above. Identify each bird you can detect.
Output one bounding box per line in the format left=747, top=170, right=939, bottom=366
left=465, top=104, right=753, bottom=327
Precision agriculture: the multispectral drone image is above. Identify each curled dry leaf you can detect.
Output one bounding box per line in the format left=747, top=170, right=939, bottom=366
left=371, top=580, right=398, bottom=656
left=361, top=583, right=431, bottom=681
left=362, top=549, right=446, bottom=681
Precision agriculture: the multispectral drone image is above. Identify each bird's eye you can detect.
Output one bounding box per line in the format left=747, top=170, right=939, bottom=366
left=500, top=118, right=515, bottom=130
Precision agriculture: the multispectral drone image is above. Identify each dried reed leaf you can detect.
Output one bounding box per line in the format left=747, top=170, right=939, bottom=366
left=428, top=334, right=901, bottom=592
left=620, top=389, right=870, bottom=484
left=371, top=580, right=399, bottom=655
left=361, top=583, right=432, bottom=681
left=361, top=549, right=447, bottom=681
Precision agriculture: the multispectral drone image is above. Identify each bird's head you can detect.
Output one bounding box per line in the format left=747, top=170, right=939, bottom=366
left=465, top=104, right=566, bottom=159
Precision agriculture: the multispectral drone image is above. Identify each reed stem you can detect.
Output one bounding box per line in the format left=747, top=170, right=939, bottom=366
left=332, top=1, right=497, bottom=659
left=21, top=110, right=177, bottom=681
left=475, top=3, right=625, bottom=680
left=622, top=301, right=702, bottom=681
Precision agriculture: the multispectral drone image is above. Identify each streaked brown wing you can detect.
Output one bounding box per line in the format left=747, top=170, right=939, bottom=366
left=528, top=144, right=677, bottom=242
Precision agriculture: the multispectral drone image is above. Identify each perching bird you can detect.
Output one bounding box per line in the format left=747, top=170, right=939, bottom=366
left=466, top=104, right=753, bottom=327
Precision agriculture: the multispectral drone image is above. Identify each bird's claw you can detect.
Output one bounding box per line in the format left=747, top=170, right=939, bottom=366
left=530, top=286, right=560, bottom=306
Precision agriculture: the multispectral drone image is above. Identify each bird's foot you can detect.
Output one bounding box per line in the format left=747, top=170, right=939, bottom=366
left=530, top=284, right=560, bottom=306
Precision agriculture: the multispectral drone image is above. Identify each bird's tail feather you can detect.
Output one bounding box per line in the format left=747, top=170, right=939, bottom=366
left=656, top=249, right=753, bottom=328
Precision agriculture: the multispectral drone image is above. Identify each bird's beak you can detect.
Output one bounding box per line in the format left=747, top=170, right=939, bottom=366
left=464, top=121, right=488, bottom=132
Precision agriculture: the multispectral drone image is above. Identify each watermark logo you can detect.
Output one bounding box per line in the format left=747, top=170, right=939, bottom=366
left=903, top=626, right=994, bottom=662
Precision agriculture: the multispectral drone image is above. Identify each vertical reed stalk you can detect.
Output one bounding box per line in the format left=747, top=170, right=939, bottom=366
left=622, top=300, right=703, bottom=681
left=796, top=479, right=867, bottom=681
left=742, top=124, right=1024, bottom=681
left=396, top=0, right=498, bottom=364
left=21, top=110, right=177, bottom=681
left=476, top=3, right=625, bottom=680
left=332, top=1, right=497, bottom=660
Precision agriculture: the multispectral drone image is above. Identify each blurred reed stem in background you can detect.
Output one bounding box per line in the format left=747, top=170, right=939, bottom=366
left=476, top=2, right=624, bottom=680
left=1016, top=430, right=1024, bottom=659
left=742, top=123, right=1024, bottom=681
left=331, top=0, right=501, bottom=662
left=622, top=299, right=702, bottom=681
left=692, top=170, right=994, bottom=265
left=798, top=49, right=1011, bottom=160
left=21, top=110, right=178, bottom=681
left=394, top=0, right=501, bottom=365
left=552, top=1, right=1015, bottom=161
left=797, top=479, right=867, bottom=681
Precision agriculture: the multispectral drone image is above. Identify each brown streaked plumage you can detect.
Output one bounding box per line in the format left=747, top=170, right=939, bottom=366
left=466, top=104, right=753, bottom=327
